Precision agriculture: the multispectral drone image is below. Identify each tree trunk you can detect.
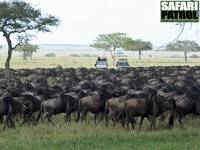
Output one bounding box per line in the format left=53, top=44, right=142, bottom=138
left=113, top=48, right=116, bottom=66
left=184, top=51, right=187, bottom=63
left=5, top=47, right=12, bottom=79
left=139, top=51, right=141, bottom=60
left=23, top=50, right=27, bottom=60
left=4, top=36, right=13, bottom=79
left=109, top=49, right=116, bottom=66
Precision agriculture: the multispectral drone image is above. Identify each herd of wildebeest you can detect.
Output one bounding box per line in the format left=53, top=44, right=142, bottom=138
left=0, top=66, right=200, bottom=131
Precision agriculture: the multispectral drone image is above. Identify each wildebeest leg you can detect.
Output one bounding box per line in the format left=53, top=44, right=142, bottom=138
left=76, top=111, right=81, bottom=122
left=73, top=113, right=77, bottom=121
left=0, top=115, right=3, bottom=124
left=105, top=115, right=109, bottom=127
left=126, top=121, right=129, bottom=130
left=20, top=112, right=29, bottom=126
left=131, top=122, right=135, bottom=130
left=3, top=117, right=8, bottom=130
left=125, top=112, right=132, bottom=130
left=178, top=113, right=184, bottom=128
left=7, top=116, right=14, bottom=128
left=98, top=112, right=104, bottom=123
left=81, top=110, right=88, bottom=123
left=168, top=111, right=174, bottom=128
left=94, top=113, right=98, bottom=125
left=65, top=112, right=71, bottom=123
left=126, top=118, right=134, bottom=130
left=10, top=116, right=16, bottom=129
left=105, top=112, right=109, bottom=126
left=113, top=117, right=117, bottom=128
left=150, top=116, right=156, bottom=131
left=36, top=112, right=42, bottom=123
left=139, top=117, right=144, bottom=131
left=42, top=112, right=47, bottom=122
left=20, top=118, right=28, bottom=126
left=159, top=113, right=165, bottom=121
left=3, top=114, right=11, bottom=130
left=28, top=112, right=32, bottom=126
left=31, top=116, right=37, bottom=125
left=120, top=118, right=125, bottom=128
left=47, top=113, right=54, bottom=126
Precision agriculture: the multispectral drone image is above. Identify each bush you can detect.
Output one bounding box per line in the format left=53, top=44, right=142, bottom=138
left=81, top=54, right=99, bottom=57
left=190, top=54, right=199, bottom=58
left=56, top=64, right=63, bottom=69
left=81, top=53, right=91, bottom=57
left=45, top=53, right=56, bottom=57
left=170, top=55, right=182, bottom=58
left=69, top=53, right=80, bottom=57
left=91, top=54, right=99, bottom=57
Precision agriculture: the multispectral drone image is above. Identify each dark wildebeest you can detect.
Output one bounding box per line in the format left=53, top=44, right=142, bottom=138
left=0, top=95, right=27, bottom=129
left=21, top=92, right=42, bottom=125
left=169, top=86, right=200, bottom=127
left=64, top=90, right=87, bottom=122
left=40, top=94, right=70, bottom=126
left=77, top=83, right=115, bottom=124
left=125, top=95, right=175, bottom=131
left=105, top=95, right=129, bottom=127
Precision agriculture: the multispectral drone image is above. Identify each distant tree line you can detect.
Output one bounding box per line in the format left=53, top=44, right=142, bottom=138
left=91, top=33, right=200, bottom=64
left=91, top=33, right=152, bottom=65
left=166, top=40, right=200, bottom=63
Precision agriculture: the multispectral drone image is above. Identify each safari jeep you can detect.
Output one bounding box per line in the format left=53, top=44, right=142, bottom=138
left=95, top=57, right=108, bottom=69
left=116, top=57, right=129, bottom=69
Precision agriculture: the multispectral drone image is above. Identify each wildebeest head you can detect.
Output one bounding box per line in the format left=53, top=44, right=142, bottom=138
left=6, top=86, right=23, bottom=97
left=97, top=82, right=115, bottom=99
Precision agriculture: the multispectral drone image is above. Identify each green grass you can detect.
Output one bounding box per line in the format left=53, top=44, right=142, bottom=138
left=0, top=56, right=200, bottom=69
left=0, top=116, right=200, bottom=150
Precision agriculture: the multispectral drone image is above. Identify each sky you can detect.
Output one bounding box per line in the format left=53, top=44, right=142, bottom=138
left=0, top=0, right=200, bottom=46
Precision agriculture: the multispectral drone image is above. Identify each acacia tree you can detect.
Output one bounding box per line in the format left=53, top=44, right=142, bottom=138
left=16, top=43, right=39, bottom=60
left=91, top=33, right=127, bottom=65
left=122, top=38, right=152, bottom=60
left=0, top=0, right=59, bottom=78
left=166, top=40, right=200, bottom=63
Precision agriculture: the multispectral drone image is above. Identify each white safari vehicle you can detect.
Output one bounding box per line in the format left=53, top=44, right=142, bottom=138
left=116, top=55, right=129, bottom=69
left=95, top=57, right=108, bottom=69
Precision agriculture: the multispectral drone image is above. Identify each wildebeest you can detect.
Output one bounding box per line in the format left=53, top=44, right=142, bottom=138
left=125, top=95, right=175, bottom=131
left=21, top=93, right=42, bottom=125
left=0, top=95, right=27, bottom=129
left=0, top=66, right=200, bottom=131
left=40, top=94, right=68, bottom=126
left=77, top=82, right=115, bottom=124
left=169, top=86, right=200, bottom=127
left=105, top=95, right=129, bottom=127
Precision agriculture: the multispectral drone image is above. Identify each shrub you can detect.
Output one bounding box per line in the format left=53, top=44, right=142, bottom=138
left=45, top=53, right=56, bottom=57
left=91, top=54, right=99, bottom=57
left=81, top=53, right=90, bottom=57
left=69, top=53, right=80, bottom=57
left=56, top=64, right=63, bottom=69
left=190, top=54, right=199, bottom=58
left=170, top=55, right=182, bottom=58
